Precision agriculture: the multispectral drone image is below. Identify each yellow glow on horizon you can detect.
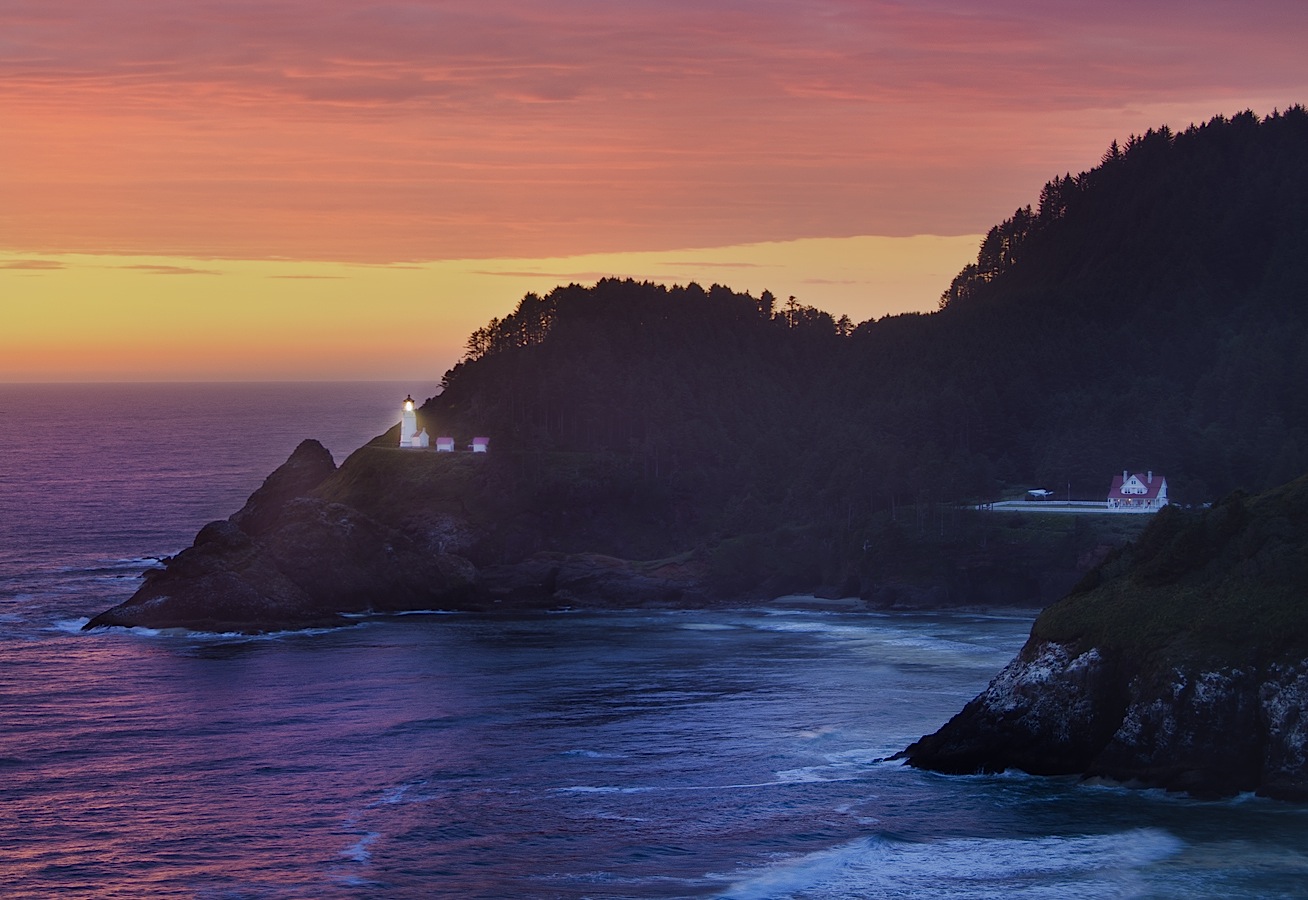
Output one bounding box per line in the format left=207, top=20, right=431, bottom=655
left=1, top=234, right=980, bottom=382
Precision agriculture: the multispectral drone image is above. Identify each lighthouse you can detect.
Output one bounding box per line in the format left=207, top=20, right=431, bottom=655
left=399, top=394, right=430, bottom=448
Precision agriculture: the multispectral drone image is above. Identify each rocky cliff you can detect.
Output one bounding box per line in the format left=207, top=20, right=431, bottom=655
left=85, top=440, right=479, bottom=632
left=902, top=474, right=1308, bottom=800
left=85, top=429, right=1142, bottom=633
left=84, top=440, right=708, bottom=633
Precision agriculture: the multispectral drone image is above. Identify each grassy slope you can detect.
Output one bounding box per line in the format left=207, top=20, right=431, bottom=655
left=1033, top=473, right=1308, bottom=665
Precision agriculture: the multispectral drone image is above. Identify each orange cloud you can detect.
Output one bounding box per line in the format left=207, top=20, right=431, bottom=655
left=2, top=1, right=1305, bottom=263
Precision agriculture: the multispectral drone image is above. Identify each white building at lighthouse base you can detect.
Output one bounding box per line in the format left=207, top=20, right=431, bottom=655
left=398, top=394, right=430, bottom=448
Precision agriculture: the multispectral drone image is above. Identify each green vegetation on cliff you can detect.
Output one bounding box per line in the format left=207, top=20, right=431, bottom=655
left=1035, top=474, right=1308, bottom=664
left=905, top=469, right=1308, bottom=800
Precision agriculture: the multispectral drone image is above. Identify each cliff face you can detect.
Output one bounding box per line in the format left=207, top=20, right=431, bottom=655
left=84, top=440, right=707, bottom=633
left=903, top=474, right=1308, bottom=800
left=903, top=641, right=1308, bottom=799
left=88, top=429, right=1122, bottom=634
left=85, top=440, right=479, bottom=633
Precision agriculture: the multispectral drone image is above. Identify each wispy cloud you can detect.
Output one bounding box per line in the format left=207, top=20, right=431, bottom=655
left=473, top=270, right=618, bottom=281
left=119, top=264, right=222, bottom=276
left=269, top=273, right=347, bottom=279
left=0, top=259, right=64, bottom=270
left=665, top=261, right=775, bottom=269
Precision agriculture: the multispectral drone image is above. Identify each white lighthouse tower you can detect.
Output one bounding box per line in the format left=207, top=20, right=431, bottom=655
left=399, top=394, right=429, bottom=448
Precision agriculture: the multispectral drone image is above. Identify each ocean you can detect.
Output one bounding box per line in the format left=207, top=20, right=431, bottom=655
left=1, top=382, right=1306, bottom=899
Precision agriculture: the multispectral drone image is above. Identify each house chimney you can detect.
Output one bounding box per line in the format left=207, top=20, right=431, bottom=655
left=1122, top=469, right=1128, bottom=482
left=1147, top=470, right=1153, bottom=484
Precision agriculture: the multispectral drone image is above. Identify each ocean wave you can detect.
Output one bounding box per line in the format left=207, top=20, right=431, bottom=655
left=774, top=746, right=892, bottom=784
left=338, top=608, right=465, bottom=621
left=374, top=781, right=428, bottom=806
left=554, top=785, right=656, bottom=794
left=716, top=828, right=1185, bottom=899
left=560, top=748, right=628, bottom=759
left=73, top=621, right=355, bottom=642
left=880, top=635, right=999, bottom=654
left=340, top=831, right=380, bottom=863
left=48, top=617, right=93, bottom=634
left=185, top=625, right=353, bottom=641
left=52, top=555, right=170, bottom=577
left=774, top=767, right=843, bottom=784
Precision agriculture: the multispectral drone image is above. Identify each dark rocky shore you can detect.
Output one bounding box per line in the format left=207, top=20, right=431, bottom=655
left=900, top=639, right=1308, bottom=800
left=901, top=475, right=1308, bottom=800
left=86, top=432, right=1126, bottom=634
left=84, top=440, right=710, bottom=633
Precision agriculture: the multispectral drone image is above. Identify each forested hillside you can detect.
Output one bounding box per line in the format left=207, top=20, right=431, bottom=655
left=415, top=109, right=1308, bottom=597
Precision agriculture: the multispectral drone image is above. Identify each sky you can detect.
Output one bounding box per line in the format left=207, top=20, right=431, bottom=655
left=3, top=0, right=1306, bottom=381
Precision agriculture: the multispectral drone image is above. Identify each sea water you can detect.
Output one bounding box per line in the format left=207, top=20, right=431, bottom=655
left=1, top=383, right=1307, bottom=899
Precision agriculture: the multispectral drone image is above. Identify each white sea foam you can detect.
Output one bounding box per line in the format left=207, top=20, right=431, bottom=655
left=340, top=831, right=380, bottom=863
left=367, top=779, right=433, bottom=807
left=558, top=777, right=858, bottom=795
left=790, top=724, right=840, bottom=740
left=76, top=620, right=358, bottom=642
left=49, top=617, right=92, bottom=634
left=716, top=828, right=1184, bottom=899
left=561, top=748, right=627, bottom=759
left=774, top=767, right=839, bottom=784
left=50, top=556, right=167, bottom=579
left=555, top=785, right=655, bottom=794
left=882, top=635, right=996, bottom=654
left=751, top=620, right=852, bottom=635
left=387, top=608, right=465, bottom=616
left=164, top=625, right=347, bottom=642
left=111, top=555, right=168, bottom=569
left=72, top=621, right=165, bottom=637
left=774, top=746, right=890, bottom=784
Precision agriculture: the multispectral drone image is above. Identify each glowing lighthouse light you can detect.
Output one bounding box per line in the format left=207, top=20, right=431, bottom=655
left=399, top=394, right=429, bottom=448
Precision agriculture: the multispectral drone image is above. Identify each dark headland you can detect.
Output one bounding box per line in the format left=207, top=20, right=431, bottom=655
left=901, top=474, right=1308, bottom=800
left=87, top=109, right=1308, bottom=798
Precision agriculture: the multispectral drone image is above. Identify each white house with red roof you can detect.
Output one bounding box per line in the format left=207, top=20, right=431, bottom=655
left=1107, top=470, right=1168, bottom=510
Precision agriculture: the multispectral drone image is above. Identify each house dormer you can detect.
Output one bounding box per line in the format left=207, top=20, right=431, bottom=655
left=1121, top=473, right=1148, bottom=494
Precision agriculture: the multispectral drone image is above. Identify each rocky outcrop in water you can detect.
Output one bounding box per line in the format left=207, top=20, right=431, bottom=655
left=902, top=641, right=1308, bottom=799
left=85, top=440, right=480, bottom=633
left=902, top=475, right=1308, bottom=800
left=84, top=440, right=713, bottom=633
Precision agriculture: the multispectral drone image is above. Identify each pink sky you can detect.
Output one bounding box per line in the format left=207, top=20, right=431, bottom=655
left=5, top=0, right=1306, bottom=262
left=2, top=1, right=1306, bottom=380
